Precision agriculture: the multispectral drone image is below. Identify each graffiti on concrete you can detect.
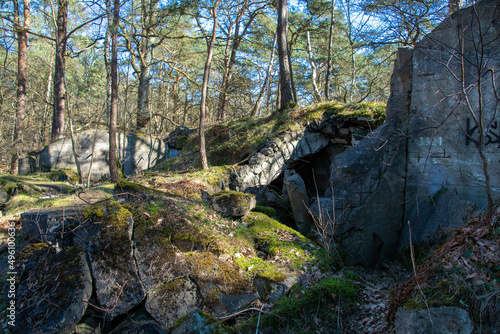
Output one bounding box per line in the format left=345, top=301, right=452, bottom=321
left=466, top=118, right=500, bottom=148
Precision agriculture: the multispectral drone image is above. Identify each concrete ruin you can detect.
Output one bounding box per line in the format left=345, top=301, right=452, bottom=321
left=232, top=0, right=500, bottom=265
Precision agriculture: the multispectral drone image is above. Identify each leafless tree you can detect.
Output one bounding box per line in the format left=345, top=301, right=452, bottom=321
left=199, top=0, right=221, bottom=170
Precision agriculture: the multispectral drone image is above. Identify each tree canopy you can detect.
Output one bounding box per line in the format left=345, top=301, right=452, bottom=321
left=0, top=0, right=473, bottom=172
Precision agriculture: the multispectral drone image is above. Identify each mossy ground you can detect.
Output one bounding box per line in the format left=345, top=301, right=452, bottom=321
left=131, top=165, right=233, bottom=200
left=235, top=276, right=361, bottom=333
left=242, top=212, right=332, bottom=272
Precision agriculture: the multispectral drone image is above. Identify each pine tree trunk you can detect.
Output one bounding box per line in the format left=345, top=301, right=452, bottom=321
left=108, top=0, right=120, bottom=182
left=199, top=0, right=221, bottom=170
left=52, top=0, right=67, bottom=140
left=137, top=56, right=152, bottom=130
left=277, top=0, right=293, bottom=109
left=325, top=0, right=335, bottom=101
left=306, top=31, right=321, bottom=102
left=11, top=0, right=30, bottom=175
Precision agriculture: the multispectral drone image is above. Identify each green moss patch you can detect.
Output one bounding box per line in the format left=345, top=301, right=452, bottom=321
left=186, top=252, right=249, bottom=297
left=235, top=276, right=360, bottom=333
left=243, top=212, right=329, bottom=270
left=234, top=256, right=287, bottom=282
left=135, top=166, right=233, bottom=200
left=86, top=200, right=133, bottom=270
left=129, top=197, right=255, bottom=258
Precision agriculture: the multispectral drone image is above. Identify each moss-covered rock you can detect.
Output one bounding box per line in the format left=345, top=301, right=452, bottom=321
left=185, top=252, right=257, bottom=317
left=235, top=276, right=360, bottom=333
left=87, top=201, right=145, bottom=319
left=145, top=276, right=200, bottom=330
left=208, top=190, right=256, bottom=218
left=14, top=245, right=92, bottom=334
left=170, top=309, right=236, bottom=334
left=243, top=212, right=329, bottom=270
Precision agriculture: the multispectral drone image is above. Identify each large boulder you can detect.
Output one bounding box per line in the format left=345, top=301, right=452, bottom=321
left=21, top=206, right=84, bottom=243
left=132, top=198, right=257, bottom=330
left=308, top=47, right=412, bottom=266
left=207, top=190, right=256, bottom=218
left=0, top=188, right=8, bottom=210
left=38, top=130, right=167, bottom=180
left=308, top=0, right=500, bottom=265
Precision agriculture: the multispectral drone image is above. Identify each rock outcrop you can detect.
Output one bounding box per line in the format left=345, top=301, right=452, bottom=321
left=15, top=244, right=92, bottom=334
left=86, top=203, right=145, bottom=319
left=230, top=116, right=377, bottom=197
left=402, top=0, right=500, bottom=246
left=13, top=184, right=328, bottom=333
left=395, top=307, right=473, bottom=334
left=228, top=1, right=500, bottom=266
left=32, top=130, right=167, bottom=180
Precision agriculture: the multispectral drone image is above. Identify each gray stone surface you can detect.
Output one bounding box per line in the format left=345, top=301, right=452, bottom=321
left=38, top=130, right=167, bottom=180
left=0, top=188, right=8, bottom=206
left=88, top=215, right=145, bottom=319
left=145, top=276, right=200, bottom=330
left=15, top=246, right=92, bottom=334
left=17, top=156, right=36, bottom=175
left=169, top=309, right=234, bottom=334
left=311, top=47, right=412, bottom=265
left=306, top=1, right=500, bottom=265
left=165, top=125, right=194, bottom=150
left=134, top=214, right=255, bottom=330
left=395, top=307, right=473, bottom=334
left=21, top=206, right=85, bottom=243
left=253, top=275, right=298, bottom=304
left=284, top=170, right=313, bottom=235
left=208, top=190, right=256, bottom=218
left=402, top=0, right=500, bottom=245
left=230, top=119, right=374, bottom=196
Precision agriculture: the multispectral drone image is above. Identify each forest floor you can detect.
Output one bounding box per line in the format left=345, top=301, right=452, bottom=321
left=0, top=174, right=498, bottom=333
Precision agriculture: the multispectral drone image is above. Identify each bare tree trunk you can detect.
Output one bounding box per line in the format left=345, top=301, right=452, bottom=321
left=11, top=0, right=30, bottom=174
left=306, top=30, right=321, bottom=103
left=136, top=56, right=152, bottom=130
left=52, top=0, right=67, bottom=140
left=325, top=0, right=335, bottom=100
left=217, top=1, right=256, bottom=122
left=199, top=0, right=221, bottom=170
left=277, top=0, right=293, bottom=109
left=41, top=45, right=54, bottom=145
left=104, top=0, right=112, bottom=127
left=108, top=0, right=120, bottom=182
left=173, top=72, right=181, bottom=116
left=252, top=33, right=277, bottom=117
left=287, top=43, right=297, bottom=103
left=449, top=0, right=463, bottom=14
